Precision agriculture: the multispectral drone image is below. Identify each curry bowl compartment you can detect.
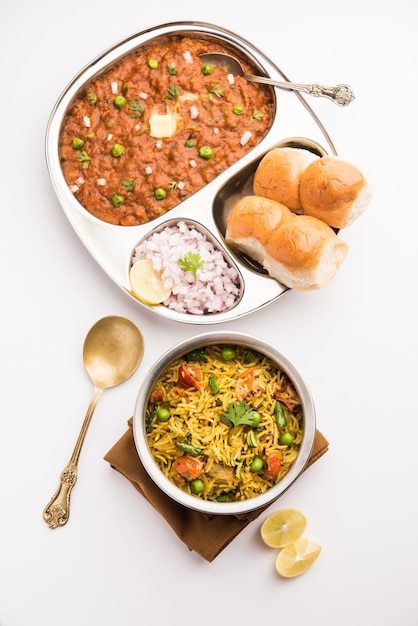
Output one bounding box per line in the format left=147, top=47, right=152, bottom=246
left=56, top=27, right=276, bottom=228
left=46, top=21, right=337, bottom=324
left=133, top=332, right=317, bottom=516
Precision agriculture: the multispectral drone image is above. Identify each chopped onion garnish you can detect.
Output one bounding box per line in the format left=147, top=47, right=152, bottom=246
left=240, top=130, right=253, bottom=146
left=145, top=166, right=153, bottom=174
left=97, top=178, right=106, bottom=186
left=83, top=116, right=91, bottom=128
left=213, top=127, right=219, bottom=134
left=178, top=181, right=185, bottom=190
left=189, top=159, right=197, bottom=168
left=107, top=133, right=113, bottom=141
left=183, top=50, right=193, bottom=64
left=190, top=105, right=199, bottom=119
left=131, top=220, right=240, bottom=315
left=111, top=81, right=118, bottom=94
left=227, top=73, right=235, bottom=85
left=155, top=140, right=163, bottom=149
left=134, top=124, right=141, bottom=131
left=70, top=184, right=79, bottom=193
left=139, top=91, right=149, bottom=100
left=76, top=176, right=85, bottom=186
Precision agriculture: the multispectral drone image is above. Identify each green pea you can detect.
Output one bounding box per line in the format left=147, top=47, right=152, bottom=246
left=148, top=59, right=158, bottom=69
left=250, top=411, right=261, bottom=427
left=190, top=479, right=205, bottom=494
left=154, top=188, right=167, bottom=200
left=198, top=146, right=213, bottom=160
left=279, top=432, right=294, bottom=446
left=250, top=456, right=264, bottom=473
left=72, top=137, right=85, bottom=150
left=114, top=95, right=126, bottom=108
left=201, top=64, right=214, bottom=75
left=233, top=106, right=243, bottom=115
left=156, top=407, right=171, bottom=422
left=111, top=194, right=125, bottom=207
left=221, top=346, right=236, bottom=361
left=111, top=143, right=124, bottom=157
left=184, top=139, right=197, bottom=148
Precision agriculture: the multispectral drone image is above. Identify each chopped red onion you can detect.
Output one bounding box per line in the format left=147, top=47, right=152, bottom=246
left=132, top=221, right=240, bottom=314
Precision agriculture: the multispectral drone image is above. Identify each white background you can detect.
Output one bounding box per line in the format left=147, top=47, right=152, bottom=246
left=1, top=1, right=417, bottom=624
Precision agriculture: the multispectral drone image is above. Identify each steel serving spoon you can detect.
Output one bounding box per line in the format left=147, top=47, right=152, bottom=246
left=43, top=316, right=144, bottom=529
left=199, top=52, right=355, bottom=107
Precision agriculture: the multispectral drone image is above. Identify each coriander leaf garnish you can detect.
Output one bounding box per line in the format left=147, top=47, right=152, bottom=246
left=167, top=62, right=177, bottom=75
left=220, top=401, right=261, bottom=430
left=121, top=178, right=136, bottom=192
left=87, top=92, right=97, bottom=105
left=167, top=180, right=178, bottom=191
left=165, top=85, right=180, bottom=100
left=128, top=99, right=145, bottom=118
left=178, top=251, right=204, bottom=282
left=77, top=150, right=91, bottom=169
left=208, top=84, right=225, bottom=98
left=250, top=110, right=264, bottom=122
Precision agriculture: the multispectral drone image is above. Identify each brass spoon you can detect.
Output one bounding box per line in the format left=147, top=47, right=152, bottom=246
left=43, top=316, right=144, bottom=529
left=199, top=52, right=355, bottom=107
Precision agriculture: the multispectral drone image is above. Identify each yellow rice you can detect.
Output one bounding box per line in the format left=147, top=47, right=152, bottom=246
left=145, top=344, right=304, bottom=502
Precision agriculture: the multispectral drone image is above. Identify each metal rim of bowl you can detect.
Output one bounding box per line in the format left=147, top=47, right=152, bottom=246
left=133, top=331, right=316, bottom=515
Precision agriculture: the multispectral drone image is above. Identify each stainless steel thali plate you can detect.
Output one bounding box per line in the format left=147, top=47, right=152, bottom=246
left=46, top=21, right=336, bottom=324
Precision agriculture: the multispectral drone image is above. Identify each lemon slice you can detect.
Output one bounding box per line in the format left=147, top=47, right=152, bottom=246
left=260, top=508, right=307, bottom=548
left=129, top=259, right=171, bottom=304
left=275, top=538, right=322, bottom=578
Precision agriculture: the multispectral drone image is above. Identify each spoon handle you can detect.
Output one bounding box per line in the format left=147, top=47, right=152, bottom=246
left=43, top=387, right=103, bottom=529
left=245, top=74, right=355, bottom=106
left=42, top=462, right=78, bottom=529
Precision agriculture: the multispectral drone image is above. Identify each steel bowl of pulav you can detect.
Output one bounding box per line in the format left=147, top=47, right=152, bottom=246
left=133, top=331, right=316, bottom=515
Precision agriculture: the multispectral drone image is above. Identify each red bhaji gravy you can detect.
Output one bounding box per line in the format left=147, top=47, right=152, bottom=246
left=59, top=35, right=274, bottom=226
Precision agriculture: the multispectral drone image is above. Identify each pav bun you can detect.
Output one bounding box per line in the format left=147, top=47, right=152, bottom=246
left=225, top=195, right=348, bottom=290
left=264, top=215, right=348, bottom=290
left=225, top=195, right=292, bottom=264
left=253, top=147, right=318, bottom=212
left=299, top=155, right=373, bottom=228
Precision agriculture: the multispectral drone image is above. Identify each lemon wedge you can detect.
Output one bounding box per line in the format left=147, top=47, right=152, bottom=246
left=260, top=508, right=307, bottom=548
left=275, top=538, right=322, bottom=578
left=129, top=259, right=171, bottom=304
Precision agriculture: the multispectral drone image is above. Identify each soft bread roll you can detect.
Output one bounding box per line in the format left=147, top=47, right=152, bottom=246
left=299, top=155, right=373, bottom=228
left=264, top=215, right=348, bottom=290
left=225, top=195, right=348, bottom=290
left=253, top=147, right=319, bottom=212
left=225, top=195, right=292, bottom=265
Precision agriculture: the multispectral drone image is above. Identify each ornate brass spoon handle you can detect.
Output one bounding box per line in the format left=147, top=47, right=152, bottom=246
left=199, top=52, right=355, bottom=107
left=43, top=388, right=103, bottom=529
left=43, top=316, right=144, bottom=529
left=242, top=73, right=354, bottom=106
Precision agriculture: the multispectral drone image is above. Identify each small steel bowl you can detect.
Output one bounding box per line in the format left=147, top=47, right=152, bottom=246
left=133, top=332, right=316, bottom=515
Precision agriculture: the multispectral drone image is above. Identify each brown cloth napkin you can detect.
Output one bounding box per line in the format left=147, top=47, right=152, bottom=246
left=104, top=419, right=329, bottom=562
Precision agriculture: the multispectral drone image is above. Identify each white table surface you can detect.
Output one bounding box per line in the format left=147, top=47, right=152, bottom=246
left=2, top=1, right=417, bottom=624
